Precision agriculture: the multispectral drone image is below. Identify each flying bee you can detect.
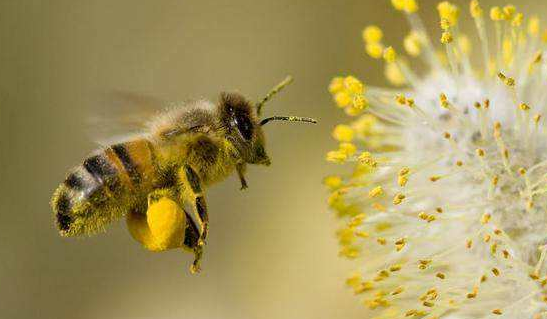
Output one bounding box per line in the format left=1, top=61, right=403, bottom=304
left=51, top=76, right=316, bottom=273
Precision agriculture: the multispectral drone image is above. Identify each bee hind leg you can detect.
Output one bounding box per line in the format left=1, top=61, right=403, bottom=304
left=180, top=165, right=209, bottom=274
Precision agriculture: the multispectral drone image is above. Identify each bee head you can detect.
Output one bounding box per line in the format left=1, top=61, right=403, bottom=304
left=219, top=92, right=270, bottom=165
left=219, top=76, right=317, bottom=166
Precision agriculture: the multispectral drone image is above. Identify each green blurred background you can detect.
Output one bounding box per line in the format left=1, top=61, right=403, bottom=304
left=0, top=1, right=541, bottom=318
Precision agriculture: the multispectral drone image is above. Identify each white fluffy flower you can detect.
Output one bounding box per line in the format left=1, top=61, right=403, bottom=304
left=326, top=1, right=547, bottom=318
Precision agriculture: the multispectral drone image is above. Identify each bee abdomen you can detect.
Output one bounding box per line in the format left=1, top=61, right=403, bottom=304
left=51, top=139, right=159, bottom=236
left=52, top=151, right=125, bottom=236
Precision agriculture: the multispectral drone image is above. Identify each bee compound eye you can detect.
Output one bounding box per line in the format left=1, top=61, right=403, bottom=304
left=234, top=113, right=253, bottom=140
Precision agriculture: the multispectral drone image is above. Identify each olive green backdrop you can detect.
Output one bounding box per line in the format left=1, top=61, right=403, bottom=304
left=0, top=1, right=541, bottom=318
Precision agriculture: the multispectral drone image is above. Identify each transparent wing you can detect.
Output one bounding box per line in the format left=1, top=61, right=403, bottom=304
left=86, top=90, right=168, bottom=146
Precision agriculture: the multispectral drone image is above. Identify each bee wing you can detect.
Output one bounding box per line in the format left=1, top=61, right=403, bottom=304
left=86, top=90, right=168, bottom=146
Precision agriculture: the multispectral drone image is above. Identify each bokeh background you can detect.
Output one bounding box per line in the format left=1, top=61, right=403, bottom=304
left=0, top=1, right=543, bottom=318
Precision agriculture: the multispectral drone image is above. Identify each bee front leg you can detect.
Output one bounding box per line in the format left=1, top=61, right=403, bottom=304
left=237, top=163, right=248, bottom=190
left=179, top=165, right=209, bottom=274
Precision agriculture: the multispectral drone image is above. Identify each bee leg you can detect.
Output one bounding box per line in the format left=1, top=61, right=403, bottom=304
left=180, top=165, right=209, bottom=274
left=237, top=163, right=248, bottom=190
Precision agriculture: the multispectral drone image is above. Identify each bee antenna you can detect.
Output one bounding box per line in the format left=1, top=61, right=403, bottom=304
left=256, top=75, right=294, bottom=116
left=260, top=116, right=317, bottom=126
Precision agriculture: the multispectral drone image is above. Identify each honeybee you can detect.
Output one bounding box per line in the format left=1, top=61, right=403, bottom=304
left=51, top=76, right=316, bottom=273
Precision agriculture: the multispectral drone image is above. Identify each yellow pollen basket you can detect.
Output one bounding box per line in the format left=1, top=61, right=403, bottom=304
left=127, top=197, right=186, bottom=252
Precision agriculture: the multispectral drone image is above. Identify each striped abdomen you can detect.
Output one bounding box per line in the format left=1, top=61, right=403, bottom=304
left=51, top=139, right=159, bottom=236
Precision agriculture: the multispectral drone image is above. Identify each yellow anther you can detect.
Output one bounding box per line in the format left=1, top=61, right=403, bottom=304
left=456, top=160, right=463, bottom=166
left=355, top=230, right=369, bottom=238
left=404, top=31, right=422, bottom=56
left=502, top=5, right=516, bottom=20
left=328, top=77, right=344, bottom=94
left=404, top=0, right=418, bottom=13
left=436, top=272, right=446, bottom=279
left=349, top=213, right=366, bottom=226
left=466, top=239, right=473, bottom=248
left=492, top=175, right=499, bottom=186
left=405, top=310, right=418, bottom=317
left=481, top=213, right=491, bottom=224
left=377, top=237, right=387, bottom=245
left=423, top=301, right=434, bottom=307
left=490, top=6, right=505, bottom=21
left=503, top=250, right=509, bottom=258
left=366, top=42, right=384, bottom=59
left=491, top=243, right=497, bottom=254
left=534, top=114, right=542, bottom=123
left=493, top=229, right=502, bottom=235
left=398, top=175, right=408, bottom=187
left=484, top=234, right=491, bottom=242
left=391, top=0, right=405, bottom=10
left=418, top=211, right=428, bottom=220
left=484, top=99, right=490, bottom=108
left=498, top=72, right=515, bottom=86
left=399, top=167, right=410, bottom=175
left=385, top=62, right=407, bottom=86
left=406, top=98, right=415, bottom=107
left=511, top=13, right=523, bottom=27
left=533, top=51, right=543, bottom=64
left=395, top=94, right=407, bottom=105
left=529, top=17, right=540, bottom=36
left=389, top=264, right=402, bottom=272
left=518, top=167, right=527, bottom=175
left=323, top=175, right=343, bottom=190
left=440, top=18, right=451, bottom=31
left=519, top=103, right=530, bottom=111
left=339, top=142, right=357, bottom=156
left=369, top=186, right=384, bottom=198
left=358, top=152, right=378, bottom=167
left=530, top=273, right=540, bottom=280
left=383, top=46, right=397, bottom=63
left=339, top=246, right=360, bottom=258
left=440, top=31, right=453, bottom=44
left=437, top=2, right=459, bottom=27
left=429, top=176, right=441, bottom=182
left=393, top=193, right=406, bottom=205
left=443, top=132, right=451, bottom=139
left=491, top=268, right=500, bottom=276
left=326, top=150, right=348, bottom=163
left=345, top=272, right=362, bottom=288
left=391, top=0, right=418, bottom=13
left=332, top=124, right=354, bottom=142
left=334, top=91, right=351, bottom=108
left=492, top=309, right=502, bottom=315
left=436, top=207, right=443, bottom=213
left=440, top=93, right=448, bottom=102
left=343, top=76, right=364, bottom=94
left=469, top=0, right=482, bottom=18
left=352, top=95, right=368, bottom=110
left=419, top=259, right=432, bottom=265
left=476, top=148, right=485, bottom=157
left=362, top=25, right=383, bottom=43
left=391, top=287, right=404, bottom=295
